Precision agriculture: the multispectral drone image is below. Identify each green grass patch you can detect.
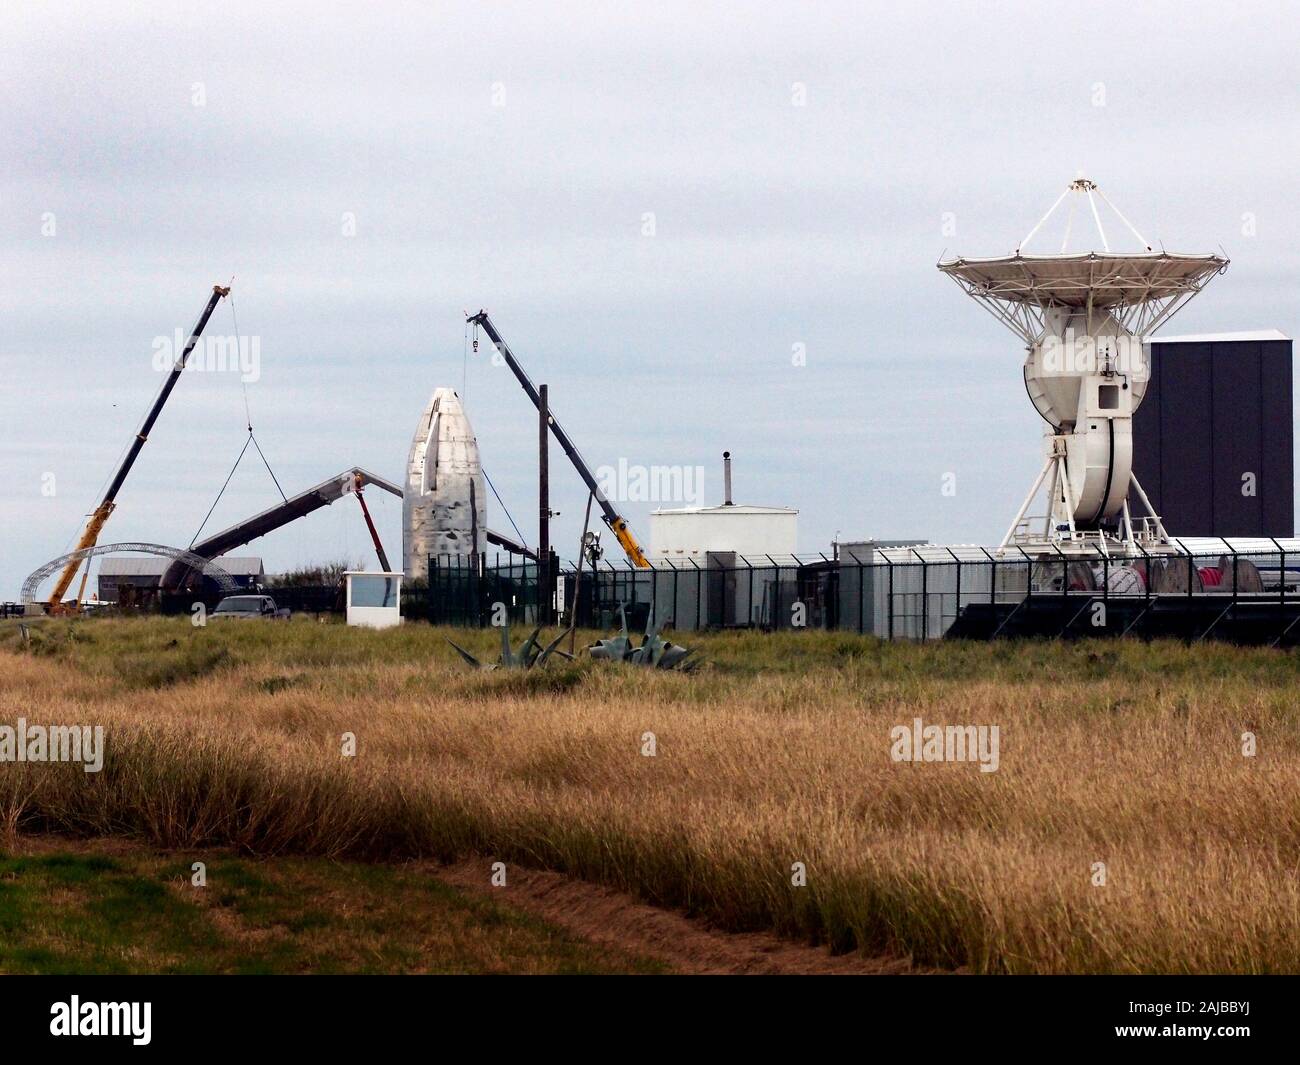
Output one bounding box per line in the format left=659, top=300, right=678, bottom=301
left=10, top=613, right=1300, bottom=692
left=0, top=841, right=668, bottom=975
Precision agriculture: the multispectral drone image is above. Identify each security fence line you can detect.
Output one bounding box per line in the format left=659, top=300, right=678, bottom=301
left=12, top=541, right=1299, bottom=644
left=428, top=539, right=1300, bottom=644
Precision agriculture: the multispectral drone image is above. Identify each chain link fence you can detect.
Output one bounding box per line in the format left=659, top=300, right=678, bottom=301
left=429, top=539, right=1300, bottom=644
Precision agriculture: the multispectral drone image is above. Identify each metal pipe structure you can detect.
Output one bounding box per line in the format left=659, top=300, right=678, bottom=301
left=723, top=451, right=733, bottom=506
left=160, top=466, right=399, bottom=591
left=160, top=464, right=533, bottom=593
left=47, top=284, right=230, bottom=609
left=467, top=310, right=649, bottom=568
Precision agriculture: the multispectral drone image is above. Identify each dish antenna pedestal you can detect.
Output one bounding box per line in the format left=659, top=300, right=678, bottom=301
left=939, top=178, right=1228, bottom=557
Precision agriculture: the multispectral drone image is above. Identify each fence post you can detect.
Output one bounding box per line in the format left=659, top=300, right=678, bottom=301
left=671, top=563, right=679, bottom=630
left=1270, top=538, right=1286, bottom=607
left=1268, top=538, right=1288, bottom=644
left=1224, top=538, right=1238, bottom=627
left=885, top=554, right=895, bottom=640
left=1016, top=546, right=1031, bottom=609
left=763, top=555, right=779, bottom=630
left=979, top=546, right=996, bottom=608
left=947, top=547, right=962, bottom=635
left=911, top=548, right=927, bottom=641
left=859, top=554, right=866, bottom=634
left=747, top=558, right=755, bottom=628
left=954, top=553, right=961, bottom=630
left=692, top=557, right=702, bottom=630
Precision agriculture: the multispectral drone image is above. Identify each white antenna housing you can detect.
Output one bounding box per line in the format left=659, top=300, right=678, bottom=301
left=939, top=178, right=1228, bottom=556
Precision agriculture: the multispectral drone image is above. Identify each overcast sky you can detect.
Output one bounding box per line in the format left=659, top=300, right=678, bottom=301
left=3, top=1, right=1298, bottom=597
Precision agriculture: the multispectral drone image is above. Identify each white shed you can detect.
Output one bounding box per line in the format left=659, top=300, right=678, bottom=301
left=344, top=571, right=403, bottom=629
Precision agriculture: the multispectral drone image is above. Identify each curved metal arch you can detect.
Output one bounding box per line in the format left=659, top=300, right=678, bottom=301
left=22, top=543, right=238, bottom=604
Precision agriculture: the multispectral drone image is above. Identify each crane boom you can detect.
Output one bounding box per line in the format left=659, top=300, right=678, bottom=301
left=47, top=284, right=231, bottom=609
left=467, top=311, right=649, bottom=568
left=352, top=478, right=392, bottom=572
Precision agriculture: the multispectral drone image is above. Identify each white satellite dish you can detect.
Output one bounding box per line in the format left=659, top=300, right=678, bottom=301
left=939, top=178, right=1228, bottom=556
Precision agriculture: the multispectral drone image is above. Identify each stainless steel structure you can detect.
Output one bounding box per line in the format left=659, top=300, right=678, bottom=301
left=404, top=387, right=486, bottom=577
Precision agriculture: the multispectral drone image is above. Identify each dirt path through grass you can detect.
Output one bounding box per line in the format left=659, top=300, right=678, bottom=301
left=434, top=857, right=919, bottom=974
left=5, top=835, right=912, bottom=974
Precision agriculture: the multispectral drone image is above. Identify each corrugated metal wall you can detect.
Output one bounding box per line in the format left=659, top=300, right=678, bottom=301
left=1132, top=337, right=1294, bottom=537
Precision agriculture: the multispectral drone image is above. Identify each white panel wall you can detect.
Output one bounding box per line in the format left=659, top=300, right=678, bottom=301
left=650, top=508, right=797, bottom=559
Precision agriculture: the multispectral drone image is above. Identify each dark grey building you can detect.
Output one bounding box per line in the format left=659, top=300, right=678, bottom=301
left=97, top=556, right=264, bottom=604
left=1132, top=330, right=1293, bottom=538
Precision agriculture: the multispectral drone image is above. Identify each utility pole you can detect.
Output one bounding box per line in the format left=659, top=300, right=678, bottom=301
left=539, top=383, right=551, bottom=624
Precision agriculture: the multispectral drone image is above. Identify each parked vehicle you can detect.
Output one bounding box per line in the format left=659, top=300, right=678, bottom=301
left=211, top=594, right=287, bottom=620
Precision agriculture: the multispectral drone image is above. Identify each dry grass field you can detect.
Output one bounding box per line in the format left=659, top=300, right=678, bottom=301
left=2, top=615, right=1299, bottom=974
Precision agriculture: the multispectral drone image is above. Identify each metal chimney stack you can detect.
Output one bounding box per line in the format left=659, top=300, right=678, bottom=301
left=723, top=451, right=733, bottom=506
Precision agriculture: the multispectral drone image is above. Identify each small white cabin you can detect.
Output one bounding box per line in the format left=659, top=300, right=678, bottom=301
left=344, top=571, right=403, bottom=629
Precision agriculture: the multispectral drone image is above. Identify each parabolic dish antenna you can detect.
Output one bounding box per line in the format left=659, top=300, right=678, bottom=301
left=939, top=178, right=1228, bottom=556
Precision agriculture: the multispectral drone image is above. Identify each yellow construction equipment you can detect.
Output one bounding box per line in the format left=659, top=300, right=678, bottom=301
left=467, top=310, right=650, bottom=569
left=46, top=284, right=231, bottom=612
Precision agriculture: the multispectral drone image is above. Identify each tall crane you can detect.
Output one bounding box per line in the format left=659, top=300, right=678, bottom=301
left=467, top=311, right=650, bottom=568
left=47, top=284, right=231, bottom=610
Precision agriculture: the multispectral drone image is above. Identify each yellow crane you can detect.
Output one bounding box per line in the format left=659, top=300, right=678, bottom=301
left=46, top=284, right=231, bottom=612
left=467, top=311, right=650, bottom=568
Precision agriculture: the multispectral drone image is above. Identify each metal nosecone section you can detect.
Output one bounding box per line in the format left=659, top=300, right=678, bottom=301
left=404, top=387, right=486, bottom=578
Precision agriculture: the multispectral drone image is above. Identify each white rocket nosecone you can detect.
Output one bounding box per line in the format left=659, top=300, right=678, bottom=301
left=403, top=387, right=486, bottom=578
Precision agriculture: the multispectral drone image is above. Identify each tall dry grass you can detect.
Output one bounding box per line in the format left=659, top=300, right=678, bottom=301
left=2, top=616, right=1299, bottom=972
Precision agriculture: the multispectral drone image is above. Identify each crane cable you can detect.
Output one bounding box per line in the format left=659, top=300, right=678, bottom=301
left=187, top=292, right=289, bottom=548
left=465, top=313, right=528, bottom=551
left=482, top=466, right=526, bottom=547
left=188, top=436, right=252, bottom=549
left=230, top=288, right=286, bottom=502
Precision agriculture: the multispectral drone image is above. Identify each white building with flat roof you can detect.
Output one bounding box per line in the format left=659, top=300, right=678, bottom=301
left=649, top=504, right=797, bottom=560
